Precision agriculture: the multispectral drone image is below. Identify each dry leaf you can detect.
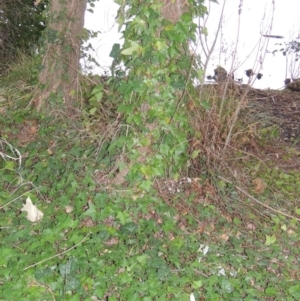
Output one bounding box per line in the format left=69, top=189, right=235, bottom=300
left=65, top=205, right=73, bottom=213
left=235, top=231, right=242, bottom=238
left=21, top=197, right=43, bottom=222
left=246, top=223, right=256, bottom=230
left=220, top=233, right=229, bottom=241
left=287, top=229, right=295, bottom=236
left=252, top=178, right=265, bottom=194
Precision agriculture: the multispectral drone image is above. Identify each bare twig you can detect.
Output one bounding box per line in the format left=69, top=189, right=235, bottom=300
left=0, top=187, right=39, bottom=209
left=219, top=176, right=300, bottom=222
left=23, top=232, right=92, bottom=271
left=0, top=138, right=22, bottom=170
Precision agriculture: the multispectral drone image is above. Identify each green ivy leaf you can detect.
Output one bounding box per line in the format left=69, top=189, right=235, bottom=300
left=4, top=161, right=15, bottom=170
left=288, top=285, right=300, bottom=299
left=65, top=277, right=81, bottom=291
left=35, top=266, right=55, bottom=281
left=220, top=279, right=233, bottom=293
left=136, top=254, right=149, bottom=265
left=110, top=43, right=121, bottom=59
left=81, top=201, right=97, bottom=221
left=119, top=222, right=138, bottom=235
left=117, top=211, right=132, bottom=225
left=0, top=248, right=15, bottom=266
left=59, top=258, right=78, bottom=278
left=192, top=280, right=203, bottom=289
left=139, top=179, right=153, bottom=191
left=89, top=107, right=97, bottom=115
left=265, top=286, right=277, bottom=296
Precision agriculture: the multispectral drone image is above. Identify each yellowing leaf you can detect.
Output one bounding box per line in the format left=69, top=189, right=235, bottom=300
left=21, top=197, right=43, bottom=222
left=191, top=150, right=200, bottom=159
left=121, top=41, right=140, bottom=55
left=201, top=26, right=208, bottom=36
left=89, top=107, right=97, bottom=115
left=281, top=224, right=287, bottom=231
left=265, top=234, right=276, bottom=246
left=192, top=280, right=202, bottom=289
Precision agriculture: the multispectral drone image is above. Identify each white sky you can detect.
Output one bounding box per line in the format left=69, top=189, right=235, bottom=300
left=83, top=0, right=300, bottom=89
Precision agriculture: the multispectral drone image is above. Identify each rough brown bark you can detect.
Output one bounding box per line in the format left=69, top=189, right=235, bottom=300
left=162, top=0, right=188, bottom=23
left=32, top=0, right=87, bottom=112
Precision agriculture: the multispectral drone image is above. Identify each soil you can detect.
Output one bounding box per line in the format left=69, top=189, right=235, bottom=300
left=240, top=85, right=300, bottom=144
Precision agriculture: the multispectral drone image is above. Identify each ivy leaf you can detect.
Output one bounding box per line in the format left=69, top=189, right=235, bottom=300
left=35, top=266, right=55, bottom=281
left=136, top=254, right=149, bottom=264
left=59, top=258, right=78, bottom=278
left=5, top=161, right=15, bottom=170
left=65, top=277, right=81, bottom=291
left=109, top=43, right=121, bottom=59
left=288, top=285, right=300, bottom=299
left=265, top=287, right=277, bottom=296
left=116, top=211, right=132, bottom=225
left=201, top=26, right=208, bottom=36
left=121, top=41, right=140, bottom=55
left=119, top=222, right=138, bottom=235
left=89, top=107, right=97, bottom=115
left=139, top=179, right=153, bottom=191
left=192, top=280, right=202, bottom=289
left=220, top=279, right=233, bottom=293
left=180, top=13, right=192, bottom=23
left=81, top=201, right=97, bottom=221
left=191, top=150, right=200, bottom=159
left=265, top=234, right=276, bottom=246
left=91, top=83, right=103, bottom=95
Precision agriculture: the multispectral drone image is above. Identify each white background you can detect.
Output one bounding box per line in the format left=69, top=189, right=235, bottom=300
left=83, top=0, right=300, bottom=89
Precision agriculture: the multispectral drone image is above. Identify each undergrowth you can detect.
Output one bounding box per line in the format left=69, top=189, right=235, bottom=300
left=1, top=1, right=300, bottom=300
left=1, top=78, right=300, bottom=300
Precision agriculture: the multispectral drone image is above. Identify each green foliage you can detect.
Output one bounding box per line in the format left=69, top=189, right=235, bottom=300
left=1, top=132, right=300, bottom=300
left=0, top=0, right=48, bottom=72
left=108, top=0, right=205, bottom=183
left=1, top=79, right=300, bottom=301
left=1, top=1, right=300, bottom=300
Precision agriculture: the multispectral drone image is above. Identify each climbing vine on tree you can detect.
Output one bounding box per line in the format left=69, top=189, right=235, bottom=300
left=108, top=0, right=208, bottom=187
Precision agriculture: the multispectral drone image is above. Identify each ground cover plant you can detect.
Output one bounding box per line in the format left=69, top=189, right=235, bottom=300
left=1, top=0, right=300, bottom=300
left=1, top=107, right=300, bottom=301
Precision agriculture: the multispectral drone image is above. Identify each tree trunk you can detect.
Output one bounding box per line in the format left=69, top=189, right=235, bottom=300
left=162, top=0, right=188, bottom=23
left=32, top=0, right=87, bottom=113
left=112, top=0, right=189, bottom=186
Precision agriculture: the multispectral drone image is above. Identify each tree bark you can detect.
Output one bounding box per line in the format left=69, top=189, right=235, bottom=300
left=162, top=0, right=188, bottom=23
left=32, top=0, right=87, bottom=113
